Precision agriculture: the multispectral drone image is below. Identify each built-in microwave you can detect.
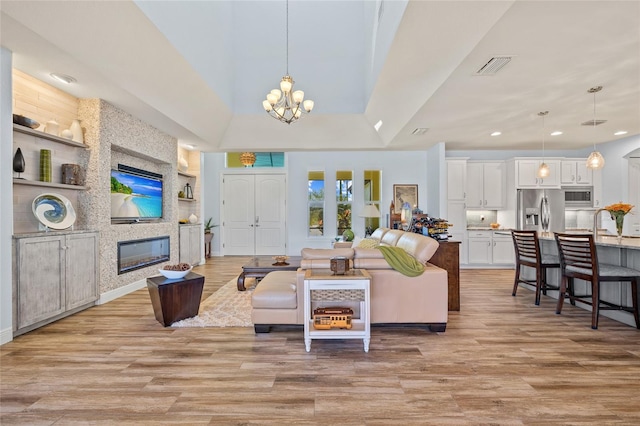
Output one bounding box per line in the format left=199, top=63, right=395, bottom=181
left=564, top=187, right=593, bottom=208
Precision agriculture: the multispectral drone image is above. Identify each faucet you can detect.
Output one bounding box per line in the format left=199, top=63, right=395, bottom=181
left=593, top=208, right=606, bottom=237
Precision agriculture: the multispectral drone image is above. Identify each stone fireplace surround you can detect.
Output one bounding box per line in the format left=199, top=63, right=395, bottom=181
left=78, top=99, right=180, bottom=298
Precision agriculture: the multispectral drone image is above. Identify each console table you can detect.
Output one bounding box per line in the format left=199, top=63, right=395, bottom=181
left=303, top=269, right=371, bottom=352
left=429, top=240, right=461, bottom=311
left=147, top=272, right=204, bottom=326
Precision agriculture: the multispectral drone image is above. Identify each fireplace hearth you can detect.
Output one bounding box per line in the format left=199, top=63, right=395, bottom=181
left=117, top=236, right=170, bottom=274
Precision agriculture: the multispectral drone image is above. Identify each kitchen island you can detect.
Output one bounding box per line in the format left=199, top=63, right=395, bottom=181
left=531, top=233, right=640, bottom=328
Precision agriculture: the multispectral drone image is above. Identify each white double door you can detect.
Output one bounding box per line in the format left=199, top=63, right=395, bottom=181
left=223, top=174, right=287, bottom=255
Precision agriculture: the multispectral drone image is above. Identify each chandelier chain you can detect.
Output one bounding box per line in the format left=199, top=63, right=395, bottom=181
left=286, top=0, right=289, bottom=75
left=261, top=0, right=314, bottom=124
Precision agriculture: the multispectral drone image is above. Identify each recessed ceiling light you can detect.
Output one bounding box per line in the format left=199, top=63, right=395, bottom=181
left=181, top=143, right=195, bottom=150
left=374, top=120, right=383, bottom=132
left=411, top=127, right=429, bottom=135
left=550, top=131, right=563, bottom=136
left=50, top=73, right=77, bottom=84
left=490, top=131, right=501, bottom=136
left=614, top=130, right=628, bottom=136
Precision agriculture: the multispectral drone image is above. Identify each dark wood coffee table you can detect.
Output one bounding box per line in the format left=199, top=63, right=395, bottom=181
left=237, top=256, right=301, bottom=291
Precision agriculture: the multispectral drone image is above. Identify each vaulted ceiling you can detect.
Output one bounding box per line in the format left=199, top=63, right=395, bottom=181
left=2, top=1, right=639, bottom=153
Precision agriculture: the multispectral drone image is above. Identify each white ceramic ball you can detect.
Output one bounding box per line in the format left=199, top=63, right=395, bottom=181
left=60, top=129, right=73, bottom=139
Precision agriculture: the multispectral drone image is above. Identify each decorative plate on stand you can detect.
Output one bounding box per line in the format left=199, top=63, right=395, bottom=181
left=32, top=193, right=77, bottom=230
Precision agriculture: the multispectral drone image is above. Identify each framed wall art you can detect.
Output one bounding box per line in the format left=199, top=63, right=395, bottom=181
left=393, top=184, right=418, bottom=213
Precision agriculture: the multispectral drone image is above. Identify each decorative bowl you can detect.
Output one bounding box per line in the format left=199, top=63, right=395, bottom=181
left=13, top=114, right=40, bottom=129
left=273, top=255, right=289, bottom=265
left=158, top=267, right=192, bottom=279
left=490, top=223, right=500, bottom=229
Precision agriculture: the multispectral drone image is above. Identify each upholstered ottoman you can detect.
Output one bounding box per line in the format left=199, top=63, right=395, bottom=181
left=251, top=270, right=299, bottom=333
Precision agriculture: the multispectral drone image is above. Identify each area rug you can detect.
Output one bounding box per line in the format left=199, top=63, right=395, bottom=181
left=171, top=277, right=255, bottom=328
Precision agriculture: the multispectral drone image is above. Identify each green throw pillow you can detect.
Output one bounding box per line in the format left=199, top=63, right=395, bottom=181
left=357, top=238, right=380, bottom=249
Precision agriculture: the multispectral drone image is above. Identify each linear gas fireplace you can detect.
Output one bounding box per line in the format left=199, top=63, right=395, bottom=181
left=117, top=236, right=170, bottom=274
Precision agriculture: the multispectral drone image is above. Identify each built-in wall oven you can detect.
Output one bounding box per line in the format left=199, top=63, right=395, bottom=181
left=564, top=187, right=593, bottom=208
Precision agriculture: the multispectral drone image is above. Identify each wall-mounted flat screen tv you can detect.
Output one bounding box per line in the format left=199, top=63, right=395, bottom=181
left=111, top=166, right=163, bottom=221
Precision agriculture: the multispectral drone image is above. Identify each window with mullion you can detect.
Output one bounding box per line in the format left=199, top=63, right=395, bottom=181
left=308, top=171, right=324, bottom=236
left=336, top=170, right=353, bottom=235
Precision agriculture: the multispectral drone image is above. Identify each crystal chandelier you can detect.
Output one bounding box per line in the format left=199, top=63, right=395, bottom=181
left=537, top=111, right=550, bottom=178
left=262, top=0, right=314, bottom=124
left=586, top=86, right=605, bottom=170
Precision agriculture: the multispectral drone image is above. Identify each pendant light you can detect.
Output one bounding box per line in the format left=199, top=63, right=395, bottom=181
left=586, top=86, right=605, bottom=170
left=537, top=111, right=550, bottom=178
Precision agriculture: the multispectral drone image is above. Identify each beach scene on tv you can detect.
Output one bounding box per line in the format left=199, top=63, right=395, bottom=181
left=110, top=170, right=163, bottom=219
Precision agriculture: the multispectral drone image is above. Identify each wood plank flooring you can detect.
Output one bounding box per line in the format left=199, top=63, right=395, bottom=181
left=2, top=257, right=640, bottom=425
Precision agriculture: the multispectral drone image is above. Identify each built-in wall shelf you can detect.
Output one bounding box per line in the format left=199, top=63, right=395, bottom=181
left=178, top=198, right=197, bottom=202
left=13, top=178, right=88, bottom=191
left=178, top=171, right=196, bottom=178
left=13, top=123, right=88, bottom=149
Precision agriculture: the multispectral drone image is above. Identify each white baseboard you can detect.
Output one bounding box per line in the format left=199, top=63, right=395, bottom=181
left=0, top=326, right=13, bottom=345
left=97, top=279, right=146, bottom=305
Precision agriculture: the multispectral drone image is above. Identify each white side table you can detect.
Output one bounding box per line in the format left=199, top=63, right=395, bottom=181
left=303, top=269, right=371, bottom=352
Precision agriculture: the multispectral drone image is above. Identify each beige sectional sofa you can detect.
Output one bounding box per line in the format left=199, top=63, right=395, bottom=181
left=251, top=228, right=449, bottom=333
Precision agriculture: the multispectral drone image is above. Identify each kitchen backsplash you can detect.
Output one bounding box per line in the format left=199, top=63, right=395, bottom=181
left=565, top=210, right=597, bottom=230
left=466, top=210, right=498, bottom=227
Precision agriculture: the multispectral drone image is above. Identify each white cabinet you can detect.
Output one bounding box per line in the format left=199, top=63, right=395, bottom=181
left=446, top=159, right=467, bottom=201
left=467, top=230, right=514, bottom=265
left=179, top=224, right=202, bottom=266
left=516, top=159, right=560, bottom=188
left=466, top=162, right=505, bottom=209
left=561, top=159, right=592, bottom=185
left=592, top=168, right=603, bottom=208
left=13, top=231, right=99, bottom=334
left=468, top=231, right=492, bottom=264
left=492, top=233, right=515, bottom=264
left=447, top=201, right=467, bottom=265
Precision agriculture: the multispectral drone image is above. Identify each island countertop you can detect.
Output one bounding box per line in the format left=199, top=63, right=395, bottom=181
left=538, top=232, right=640, bottom=249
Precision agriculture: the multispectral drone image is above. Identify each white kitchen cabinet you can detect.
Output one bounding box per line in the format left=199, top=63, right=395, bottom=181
left=592, top=168, right=603, bottom=208
left=467, top=230, right=514, bottom=265
left=561, top=159, right=592, bottom=185
left=446, top=159, right=467, bottom=201
left=466, top=161, right=505, bottom=209
left=468, top=231, right=492, bottom=264
left=447, top=201, right=466, bottom=233
left=516, top=159, right=560, bottom=188
left=13, top=231, right=99, bottom=335
left=492, top=233, right=515, bottom=264
left=179, top=224, right=202, bottom=266
left=449, top=232, right=468, bottom=265
left=447, top=201, right=467, bottom=264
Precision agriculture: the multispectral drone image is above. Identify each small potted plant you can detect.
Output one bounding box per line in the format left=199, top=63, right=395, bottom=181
left=204, top=217, right=218, bottom=234
left=204, top=217, right=218, bottom=258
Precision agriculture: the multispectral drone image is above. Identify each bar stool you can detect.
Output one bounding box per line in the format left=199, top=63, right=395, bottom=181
left=511, top=230, right=560, bottom=305
left=554, top=233, right=640, bottom=330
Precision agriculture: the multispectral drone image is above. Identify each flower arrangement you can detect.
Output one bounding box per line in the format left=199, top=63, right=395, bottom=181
left=604, top=202, right=634, bottom=237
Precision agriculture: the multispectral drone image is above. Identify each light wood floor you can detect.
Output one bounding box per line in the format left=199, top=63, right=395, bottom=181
left=2, top=257, right=640, bottom=425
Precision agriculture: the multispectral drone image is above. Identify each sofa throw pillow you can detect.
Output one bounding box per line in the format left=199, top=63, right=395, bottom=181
left=356, top=238, right=380, bottom=249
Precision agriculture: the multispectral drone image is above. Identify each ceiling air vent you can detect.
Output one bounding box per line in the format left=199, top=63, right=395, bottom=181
left=474, top=56, right=512, bottom=75
left=581, top=119, right=607, bottom=126
left=411, top=128, right=429, bottom=135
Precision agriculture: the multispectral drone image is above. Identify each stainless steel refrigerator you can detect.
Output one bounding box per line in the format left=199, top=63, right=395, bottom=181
left=517, top=189, right=565, bottom=232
